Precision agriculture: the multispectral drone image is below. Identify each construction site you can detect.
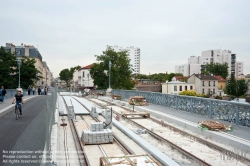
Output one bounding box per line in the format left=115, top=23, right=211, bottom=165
left=49, top=92, right=250, bottom=166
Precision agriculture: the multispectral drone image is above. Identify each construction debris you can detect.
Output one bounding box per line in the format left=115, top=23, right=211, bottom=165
left=100, top=154, right=162, bottom=166
left=134, top=129, right=147, bottom=135
left=97, top=92, right=105, bottom=96
left=128, top=96, right=148, bottom=106
left=122, top=112, right=150, bottom=119
left=199, top=120, right=232, bottom=131
left=112, top=94, right=122, bottom=100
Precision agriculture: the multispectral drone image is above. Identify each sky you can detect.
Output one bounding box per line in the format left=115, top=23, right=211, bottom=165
left=1, top=0, right=250, bottom=77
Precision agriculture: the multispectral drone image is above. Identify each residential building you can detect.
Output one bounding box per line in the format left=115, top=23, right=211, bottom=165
left=162, top=81, right=195, bottom=95
left=214, top=75, right=226, bottom=96
left=42, top=62, right=53, bottom=86
left=235, top=62, right=244, bottom=78
left=3, top=43, right=51, bottom=86
left=77, top=64, right=94, bottom=89
left=106, top=45, right=140, bottom=74
left=175, top=64, right=189, bottom=76
left=188, top=74, right=218, bottom=95
left=246, top=74, right=250, bottom=78
left=175, top=49, right=243, bottom=78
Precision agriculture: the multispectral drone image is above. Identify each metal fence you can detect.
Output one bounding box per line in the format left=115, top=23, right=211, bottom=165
left=5, top=89, right=28, bottom=99
left=112, top=89, right=250, bottom=127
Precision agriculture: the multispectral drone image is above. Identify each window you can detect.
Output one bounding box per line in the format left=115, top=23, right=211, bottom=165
left=239, top=71, right=241, bottom=72
left=221, top=85, right=222, bottom=89
left=208, top=81, right=211, bottom=86
left=82, top=71, right=85, bottom=77
left=174, top=86, right=177, bottom=91
left=190, top=86, right=193, bottom=90
left=202, top=81, right=205, bottom=86
left=213, top=89, right=215, bottom=94
left=213, top=81, right=215, bottom=86
left=202, top=89, right=205, bottom=94
left=185, top=86, right=187, bottom=90
left=179, top=86, right=182, bottom=91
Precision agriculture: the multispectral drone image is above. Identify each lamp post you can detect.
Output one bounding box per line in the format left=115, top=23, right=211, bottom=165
left=87, top=74, right=89, bottom=89
left=109, top=61, right=112, bottom=89
left=17, top=58, right=22, bottom=88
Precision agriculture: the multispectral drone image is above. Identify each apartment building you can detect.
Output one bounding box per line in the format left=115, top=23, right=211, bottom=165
left=175, top=49, right=243, bottom=78
left=3, top=43, right=52, bottom=86
left=188, top=74, right=218, bottom=95
left=106, top=45, right=140, bottom=74
left=76, top=64, right=94, bottom=89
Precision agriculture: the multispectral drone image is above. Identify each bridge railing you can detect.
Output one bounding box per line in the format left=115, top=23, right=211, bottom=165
left=4, top=89, right=28, bottom=99
left=112, top=89, right=250, bottom=127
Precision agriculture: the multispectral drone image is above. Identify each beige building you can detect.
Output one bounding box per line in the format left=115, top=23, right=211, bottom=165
left=162, top=81, right=195, bottom=95
left=188, top=74, right=218, bottom=95
left=3, top=43, right=53, bottom=87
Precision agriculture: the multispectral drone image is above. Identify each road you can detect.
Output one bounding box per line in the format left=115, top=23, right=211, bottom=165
left=0, top=96, right=48, bottom=166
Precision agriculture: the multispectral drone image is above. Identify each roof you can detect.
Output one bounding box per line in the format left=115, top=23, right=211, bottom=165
left=214, top=75, right=226, bottom=82
left=79, top=63, right=94, bottom=70
left=193, top=74, right=217, bottom=80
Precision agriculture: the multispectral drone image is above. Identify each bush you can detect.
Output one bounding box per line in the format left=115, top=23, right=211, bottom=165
left=179, top=90, right=197, bottom=96
left=215, top=95, right=222, bottom=100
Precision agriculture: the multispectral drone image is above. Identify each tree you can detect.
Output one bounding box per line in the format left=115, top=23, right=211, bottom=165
left=203, top=62, right=228, bottom=79
left=59, top=65, right=81, bottom=87
left=236, top=79, right=248, bottom=97
left=0, top=47, right=40, bottom=89
left=19, top=56, right=41, bottom=88
left=90, top=50, right=135, bottom=89
left=226, top=73, right=237, bottom=95
left=0, top=47, right=17, bottom=88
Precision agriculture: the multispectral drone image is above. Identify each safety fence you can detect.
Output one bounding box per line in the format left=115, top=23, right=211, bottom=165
left=112, top=89, right=250, bottom=127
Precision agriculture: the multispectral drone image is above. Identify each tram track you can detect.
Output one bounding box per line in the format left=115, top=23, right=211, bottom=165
left=89, top=97, right=250, bottom=166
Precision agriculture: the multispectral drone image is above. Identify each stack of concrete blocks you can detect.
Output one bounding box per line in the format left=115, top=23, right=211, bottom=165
left=105, top=109, right=112, bottom=129
left=90, top=106, right=98, bottom=118
left=68, top=106, right=75, bottom=119
left=81, top=122, right=113, bottom=144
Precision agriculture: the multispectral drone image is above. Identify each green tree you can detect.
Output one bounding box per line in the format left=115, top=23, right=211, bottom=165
left=59, top=65, right=81, bottom=87
left=0, top=47, right=40, bottom=89
left=236, top=79, right=248, bottom=97
left=0, top=47, right=17, bottom=88
left=203, top=62, right=228, bottom=79
left=134, top=74, right=149, bottom=79
left=226, top=73, right=237, bottom=95
left=20, top=56, right=41, bottom=89
left=90, top=50, right=135, bottom=89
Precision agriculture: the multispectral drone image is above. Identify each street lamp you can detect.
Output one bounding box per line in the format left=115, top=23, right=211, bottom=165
left=87, top=74, right=90, bottom=89
left=16, top=58, right=22, bottom=88
left=109, top=60, right=112, bottom=89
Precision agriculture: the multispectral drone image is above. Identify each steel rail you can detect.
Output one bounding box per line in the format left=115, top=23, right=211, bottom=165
left=97, top=98, right=250, bottom=165
left=62, top=97, right=90, bottom=166
left=72, top=97, right=135, bottom=155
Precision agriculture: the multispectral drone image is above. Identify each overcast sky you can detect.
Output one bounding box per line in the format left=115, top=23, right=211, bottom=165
left=1, top=0, right=249, bottom=77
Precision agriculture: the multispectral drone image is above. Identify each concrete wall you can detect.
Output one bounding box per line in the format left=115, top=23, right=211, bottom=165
left=136, top=85, right=161, bottom=92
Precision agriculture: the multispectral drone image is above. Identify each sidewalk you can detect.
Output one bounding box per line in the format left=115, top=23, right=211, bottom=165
left=0, top=95, right=38, bottom=117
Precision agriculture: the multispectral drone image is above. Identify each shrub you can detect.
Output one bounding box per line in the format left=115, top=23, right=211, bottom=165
left=179, top=90, right=197, bottom=96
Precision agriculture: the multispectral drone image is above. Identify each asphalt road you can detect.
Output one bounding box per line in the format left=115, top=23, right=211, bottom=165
left=0, top=96, right=48, bottom=166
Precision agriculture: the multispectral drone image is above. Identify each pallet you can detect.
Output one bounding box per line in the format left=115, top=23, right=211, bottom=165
left=121, top=112, right=150, bottom=119
left=81, top=139, right=113, bottom=146
left=100, top=154, right=161, bottom=166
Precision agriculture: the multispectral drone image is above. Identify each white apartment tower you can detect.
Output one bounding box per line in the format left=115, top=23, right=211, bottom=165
left=175, top=49, right=243, bottom=78
left=106, top=45, right=140, bottom=74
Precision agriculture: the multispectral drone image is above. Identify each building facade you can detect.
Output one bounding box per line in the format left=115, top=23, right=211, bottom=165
left=75, top=64, right=94, bottom=89
left=175, top=49, right=243, bottom=78
left=188, top=74, right=218, bottom=95
left=106, top=45, right=140, bottom=74
left=162, top=81, right=195, bottom=95
left=3, top=43, right=52, bottom=86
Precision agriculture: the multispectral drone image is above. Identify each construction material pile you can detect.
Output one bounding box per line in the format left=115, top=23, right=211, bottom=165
left=128, top=96, right=148, bottom=106
left=199, top=120, right=232, bottom=131
left=100, top=154, right=161, bottom=166
left=97, top=92, right=105, bottom=96
left=81, top=122, right=113, bottom=145
left=112, top=94, right=122, bottom=100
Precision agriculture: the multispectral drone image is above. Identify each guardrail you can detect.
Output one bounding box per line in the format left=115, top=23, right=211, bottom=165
left=4, top=89, right=28, bottom=99
left=112, top=89, right=250, bottom=127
